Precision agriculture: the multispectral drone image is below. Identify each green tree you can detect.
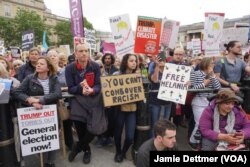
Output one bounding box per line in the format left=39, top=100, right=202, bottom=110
left=14, top=9, right=48, bottom=46
left=54, top=17, right=94, bottom=48
left=0, top=17, right=17, bottom=46
left=84, top=17, right=94, bottom=30
left=54, top=21, right=73, bottom=47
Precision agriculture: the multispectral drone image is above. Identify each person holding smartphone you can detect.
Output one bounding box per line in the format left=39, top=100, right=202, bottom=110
left=199, top=89, right=250, bottom=151
left=148, top=51, right=172, bottom=137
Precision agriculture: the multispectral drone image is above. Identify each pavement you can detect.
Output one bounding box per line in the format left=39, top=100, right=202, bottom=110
left=23, top=124, right=191, bottom=167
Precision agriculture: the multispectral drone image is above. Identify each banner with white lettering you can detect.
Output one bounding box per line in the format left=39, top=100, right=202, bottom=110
left=69, top=0, right=84, bottom=37
left=204, top=13, right=224, bottom=56
left=17, top=105, right=59, bottom=156
left=110, top=14, right=134, bottom=58
left=22, top=30, right=34, bottom=51
left=160, top=18, right=180, bottom=49
left=101, top=74, right=145, bottom=107
left=157, top=63, right=191, bottom=104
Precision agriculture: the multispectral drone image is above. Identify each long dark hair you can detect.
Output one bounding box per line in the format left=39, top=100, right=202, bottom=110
left=120, top=54, right=138, bottom=74
left=101, top=53, right=115, bottom=65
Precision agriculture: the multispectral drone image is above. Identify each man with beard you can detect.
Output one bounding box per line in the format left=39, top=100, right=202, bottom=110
left=101, top=53, right=118, bottom=76
left=94, top=53, right=118, bottom=147
left=214, top=41, right=250, bottom=92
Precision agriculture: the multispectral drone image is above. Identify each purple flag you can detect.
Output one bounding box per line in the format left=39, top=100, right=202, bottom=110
left=69, top=0, right=84, bottom=37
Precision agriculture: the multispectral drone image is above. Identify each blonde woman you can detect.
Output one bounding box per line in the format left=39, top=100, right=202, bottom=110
left=47, top=50, right=74, bottom=150
left=12, top=59, right=24, bottom=79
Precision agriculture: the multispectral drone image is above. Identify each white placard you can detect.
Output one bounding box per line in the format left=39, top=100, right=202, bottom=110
left=110, top=14, right=134, bottom=58
left=204, top=13, right=224, bottom=56
left=157, top=63, right=191, bottom=104
left=221, top=28, right=249, bottom=47
left=160, top=19, right=180, bottom=49
left=17, top=105, right=59, bottom=156
left=192, top=38, right=201, bottom=55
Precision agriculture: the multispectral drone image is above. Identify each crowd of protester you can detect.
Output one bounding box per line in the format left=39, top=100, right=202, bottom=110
left=0, top=40, right=250, bottom=167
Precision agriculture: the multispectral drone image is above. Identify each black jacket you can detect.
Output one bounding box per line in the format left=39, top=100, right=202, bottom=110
left=14, top=74, right=62, bottom=106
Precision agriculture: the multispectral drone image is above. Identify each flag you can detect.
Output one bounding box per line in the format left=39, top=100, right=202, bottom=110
left=42, top=31, right=48, bottom=51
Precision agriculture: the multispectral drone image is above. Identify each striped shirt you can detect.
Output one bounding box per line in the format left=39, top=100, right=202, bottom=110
left=38, top=78, right=50, bottom=95
left=190, top=70, right=221, bottom=97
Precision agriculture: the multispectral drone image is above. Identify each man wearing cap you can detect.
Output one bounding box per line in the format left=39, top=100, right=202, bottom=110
left=199, top=89, right=250, bottom=150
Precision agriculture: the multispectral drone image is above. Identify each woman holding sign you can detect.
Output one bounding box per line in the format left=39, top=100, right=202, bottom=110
left=14, top=57, right=62, bottom=167
left=113, top=53, right=141, bottom=163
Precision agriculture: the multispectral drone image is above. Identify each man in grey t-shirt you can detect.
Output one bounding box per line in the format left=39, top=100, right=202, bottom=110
left=214, top=41, right=250, bottom=92
left=136, top=120, right=178, bottom=167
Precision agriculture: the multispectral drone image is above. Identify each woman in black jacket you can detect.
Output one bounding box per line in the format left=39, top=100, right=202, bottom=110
left=14, top=56, right=62, bottom=167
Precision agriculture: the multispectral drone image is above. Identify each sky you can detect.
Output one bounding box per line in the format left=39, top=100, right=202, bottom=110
left=44, top=0, right=250, bottom=32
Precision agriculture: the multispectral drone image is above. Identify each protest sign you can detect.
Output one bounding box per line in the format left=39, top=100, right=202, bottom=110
left=134, top=16, right=162, bottom=55
left=22, top=30, right=34, bottom=51
left=0, top=79, right=12, bottom=104
left=110, top=14, right=134, bottom=58
left=84, top=28, right=96, bottom=50
left=160, top=19, right=180, bottom=49
left=157, top=63, right=191, bottom=104
left=73, top=36, right=85, bottom=51
left=101, top=74, right=145, bottom=107
left=17, top=105, right=59, bottom=156
left=192, top=38, right=201, bottom=55
left=59, top=45, right=70, bottom=57
left=0, top=40, right=4, bottom=55
left=220, top=28, right=249, bottom=49
left=204, top=13, right=224, bottom=56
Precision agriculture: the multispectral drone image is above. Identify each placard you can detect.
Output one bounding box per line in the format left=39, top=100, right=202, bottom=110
left=157, top=63, right=191, bottom=104
left=101, top=74, right=145, bottom=107
left=17, top=105, right=59, bottom=156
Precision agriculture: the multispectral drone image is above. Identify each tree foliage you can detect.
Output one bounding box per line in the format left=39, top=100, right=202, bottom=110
left=54, top=17, right=94, bottom=48
left=0, top=9, right=95, bottom=49
left=54, top=21, right=73, bottom=47
left=14, top=9, right=48, bottom=46
left=0, top=17, right=16, bottom=46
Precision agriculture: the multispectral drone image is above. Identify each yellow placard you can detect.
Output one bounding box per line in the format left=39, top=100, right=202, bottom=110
left=101, top=74, right=145, bottom=107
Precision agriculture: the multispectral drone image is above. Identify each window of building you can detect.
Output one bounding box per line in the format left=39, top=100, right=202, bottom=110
left=30, top=0, right=35, bottom=6
left=4, top=5, right=11, bottom=17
